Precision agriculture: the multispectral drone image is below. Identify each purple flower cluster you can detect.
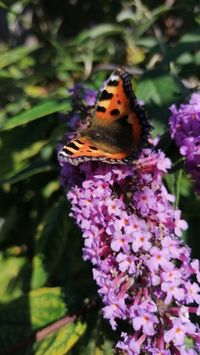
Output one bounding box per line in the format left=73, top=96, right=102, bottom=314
left=169, top=92, right=200, bottom=193
left=59, top=86, right=200, bottom=354
left=60, top=150, right=200, bottom=354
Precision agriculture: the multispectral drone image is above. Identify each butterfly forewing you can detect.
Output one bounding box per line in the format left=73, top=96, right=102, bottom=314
left=95, top=71, right=130, bottom=125
left=94, top=69, right=146, bottom=148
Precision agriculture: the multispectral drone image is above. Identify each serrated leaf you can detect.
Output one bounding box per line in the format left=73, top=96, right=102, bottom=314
left=0, top=100, right=70, bottom=131
left=0, top=287, right=67, bottom=349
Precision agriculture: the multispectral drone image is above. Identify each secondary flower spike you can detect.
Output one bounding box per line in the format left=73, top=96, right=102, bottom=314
left=59, top=84, right=200, bottom=354
left=169, top=92, right=200, bottom=194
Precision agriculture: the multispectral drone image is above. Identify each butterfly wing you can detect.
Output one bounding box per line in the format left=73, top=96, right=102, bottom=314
left=58, top=68, right=151, bottom=165
left=94, top=68, right=149, bottom=148
left=58, top=136, right=128, bottom=166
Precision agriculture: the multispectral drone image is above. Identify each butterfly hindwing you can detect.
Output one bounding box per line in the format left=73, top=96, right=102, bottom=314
left=59, top=136, right=129, bottom=166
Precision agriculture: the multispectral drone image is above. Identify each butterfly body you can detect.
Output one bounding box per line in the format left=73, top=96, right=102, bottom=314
left=58, top=68, right=151, bottom=166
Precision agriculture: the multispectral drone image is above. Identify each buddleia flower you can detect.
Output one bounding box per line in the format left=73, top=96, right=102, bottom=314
left=59, top=86, right=200, bottom=354
left=169, top=92, right=200, bottom=194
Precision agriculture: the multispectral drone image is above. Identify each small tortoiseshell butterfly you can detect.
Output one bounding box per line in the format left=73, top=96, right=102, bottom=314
left=58, top=68, right=151, bottom=166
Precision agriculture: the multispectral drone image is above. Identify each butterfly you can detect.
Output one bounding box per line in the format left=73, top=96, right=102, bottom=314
left=58, top=68, right=151, bottom=166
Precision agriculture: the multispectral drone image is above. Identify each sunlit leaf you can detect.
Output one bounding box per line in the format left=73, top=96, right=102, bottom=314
left=0, top=253, right=27, bottom=302
left=0, top=45, right=39, bottom=69
left=1, top=100, right=70, bottom=131
left=2, top=161, right=53, bottom=185
left=30, top=321, right=86, bottom=355
left=0, top=287, right=67, bottom=348
left=76, top=24, right=123, bottom=42
left=31, top=197, right=72, bottom=289
left=71, top=312, right=115, bottom=355
left=24, top=86, right=49, bottom=98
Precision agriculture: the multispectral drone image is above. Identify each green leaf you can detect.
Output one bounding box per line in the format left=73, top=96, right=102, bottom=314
left=29, top=288, right=67, bottom=328
left=179, top=32, right=200, bottom=44
left=0, top=254, right=27, bottom=303
left=0, top=114, right=57, bottom=180
left=71, top=311, right=115, bottom=355
left=0, top=140, right=51, bottom=184
left=136, top=71, right=183, bottom=134
left=164, top=32, right=200, bottom=64
left=30, top=256, right=49, bottom=290
left=2, top=161, right=54, bottom=185
left=30, top=321, right=86, bottom=355
left=0, top=208, right=18, bottom=246
left=0, top=100, right=70, bottom=131
left=76, top=24, right=123, bottom=42
left=76, top=338, right=114, bottom=355
left=0, top=287, right=67, bottom=348
left=136, top=72, right=181, bottom=106
left=31, top=197, right=72, bottom=289
left=0, top=45, right=39, bottom=69
left=0, top=1, right=7, bottom=9
left=134, top=5, right=172, bottom=38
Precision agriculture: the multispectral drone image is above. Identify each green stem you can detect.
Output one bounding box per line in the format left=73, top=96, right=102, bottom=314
left=175, top=169, right=183, bottom=209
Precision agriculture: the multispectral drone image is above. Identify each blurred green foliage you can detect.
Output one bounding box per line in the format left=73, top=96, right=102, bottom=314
left=0, top=0, right=199, bottom=353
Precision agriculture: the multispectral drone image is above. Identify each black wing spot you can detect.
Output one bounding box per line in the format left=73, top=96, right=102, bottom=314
left=97, top=106, right=106, bottom=113
left=110, top=109, right=120, bottom=116
left=108, top=80, right=118, bottom=86
left=66, top=142, right=78, bottom=150
left=100, top=90, right=113, bottom=100
left=118, top=115, right=129, bottom=127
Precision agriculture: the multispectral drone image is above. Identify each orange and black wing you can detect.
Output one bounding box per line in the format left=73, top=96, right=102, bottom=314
left=58, top=136, right=130, bottom=166
left=58, top=68, right=151, bottom=166
left=93, top=68, right=150, bottom=148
